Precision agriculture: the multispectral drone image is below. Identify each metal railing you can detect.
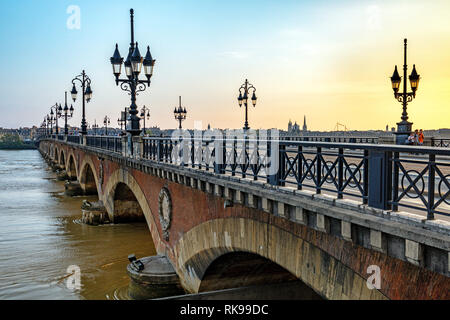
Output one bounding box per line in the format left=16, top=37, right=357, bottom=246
left=432, top=138, right=450, bottom=148
left=49, top=135, right=450, bottom=219
left=142, top=137, right=450, bottom=219
left=67, top=135, right=81, bottom=144
left=282, top=136, right=379, bottom=144
left=85, top=135, right=122, bottom=153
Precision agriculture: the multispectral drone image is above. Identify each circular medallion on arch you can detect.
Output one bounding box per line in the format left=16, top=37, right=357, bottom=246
left=158, top=187, right=172, bottom=241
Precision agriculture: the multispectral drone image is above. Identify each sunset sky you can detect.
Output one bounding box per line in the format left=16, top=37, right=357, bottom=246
left=0, top=0, right=449, bottom=131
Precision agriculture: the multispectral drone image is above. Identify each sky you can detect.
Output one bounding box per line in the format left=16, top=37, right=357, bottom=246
left=0, top=0, right=449, bottom=131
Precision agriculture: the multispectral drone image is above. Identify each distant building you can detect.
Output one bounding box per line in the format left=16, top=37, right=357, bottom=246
left=288, top=116, right=307, bottom=135
left=147, top=126, right=163, bottom=136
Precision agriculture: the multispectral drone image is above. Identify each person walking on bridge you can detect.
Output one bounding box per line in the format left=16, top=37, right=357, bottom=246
left=414, top=129, right=419, bottom=145
left=418, top=129, right=424, bottom=146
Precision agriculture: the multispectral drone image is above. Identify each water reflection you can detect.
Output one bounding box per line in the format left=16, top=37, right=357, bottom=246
left=0, top=150, right=156, bottom=300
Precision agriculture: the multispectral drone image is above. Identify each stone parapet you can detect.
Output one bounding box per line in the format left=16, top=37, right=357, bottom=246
left=40, top=140, right=450, bottom=279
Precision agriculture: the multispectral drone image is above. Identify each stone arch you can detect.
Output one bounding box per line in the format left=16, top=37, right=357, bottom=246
left=66, top=153, right=78, bottom=180
left=79, top=157, right=99, bottom=195
left=54, top=147, right=59, bottom=163
left=59, top=149, right=66, bottom=167
left=103, top=168, right=162, bottom=253
left=199, top=251, right=323, bottom=299
left=48, top=143, right=53, bottom=158
left=110, top=182, right=145, bottom=223
left=174, top=217, right=388, bottom=300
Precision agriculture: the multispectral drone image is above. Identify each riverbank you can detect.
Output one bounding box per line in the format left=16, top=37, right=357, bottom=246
left=0, top=144, right=36, bottom=150
left=0, top=133, right=37, bottom=149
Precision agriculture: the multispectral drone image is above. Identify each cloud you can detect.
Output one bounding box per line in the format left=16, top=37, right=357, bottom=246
left=366, top=5, right=382, bottom=31
left=217, top=51, right=250, bottom=59
left=279, top=28, right=311, bottom=38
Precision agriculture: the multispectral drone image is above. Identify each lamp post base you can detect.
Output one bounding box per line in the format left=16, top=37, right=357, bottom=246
left=127, top=129, right=143, bottom=136
left=394, top=120, right=413, bottom=145
left=126, top=116, right=142, bottom=136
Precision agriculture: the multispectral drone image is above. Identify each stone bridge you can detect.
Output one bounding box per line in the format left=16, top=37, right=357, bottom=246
left=38, top=135, right=450, bottom=300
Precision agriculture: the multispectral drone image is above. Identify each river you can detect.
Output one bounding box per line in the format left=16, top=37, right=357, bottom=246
left=0, top=149, right=156, bottom=300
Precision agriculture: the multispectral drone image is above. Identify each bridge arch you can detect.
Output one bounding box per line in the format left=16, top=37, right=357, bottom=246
left=103, top=168, right=162, bottom=252
left=54, top=147, right=59, bottom=163
left=79, top=156, right=99, bottom=195
left=199, top=251, right=323, bottom=299
left=59, top=149, right=66, bottom=167
left=66, top=152, right=77, bottom=180
left=174, top=217, right=387, bottom=300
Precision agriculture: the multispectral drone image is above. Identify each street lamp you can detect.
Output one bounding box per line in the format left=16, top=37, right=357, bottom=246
left=103, top=116, right=111, bottom=136
left=237, top=79, right=257, bottom=131
left=140, top=105, right=150, bottom=135
left=61, top=92, right=74, bottom=135
left=41, top=119, right=47, bottom=137
left=71, top=70, right=93, bottom=135
left=43, top=116, right=49, bottom=136
left=50, top=103, right=62, bottom=135
left=47, top=113, right=56, bottom=135
left=117, top=107, right=129, bottom=134
left=92, top=119, right=99, bottom=136
left=110, top=8, right=156, bottom=136
left=390, top=38, right=421, bottom=144
left=173, top=96, right=187, bottom=129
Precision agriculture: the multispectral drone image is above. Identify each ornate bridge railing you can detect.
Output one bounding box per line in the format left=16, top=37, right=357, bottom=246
left=50, top=135, right=450, bottom=219
left=85, top=135, right=122, bottom=153
left=432, top=138, right=450, bottom=148
left=67, top=135, right=81, bottom=144
left=282, top=136, right=379, bottom=144
left=141, top=137, right=449, bottom=219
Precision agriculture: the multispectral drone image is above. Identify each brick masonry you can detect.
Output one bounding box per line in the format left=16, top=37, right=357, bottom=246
left=40, top=140, right=450, bottom=300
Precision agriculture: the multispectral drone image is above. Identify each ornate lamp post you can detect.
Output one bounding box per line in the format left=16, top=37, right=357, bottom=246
left=40, top=120, right=47, bottom=137
left=50, top=103, right=62, bottom=134
left=390, top=39, right=421, bottom=145
left=237, top=79, right=257, bottom=131
left=173, top=96, right=187, bottom=129
left=110, top=8, right=156, bottom=136
left=47, top=114, right=55, bottom=135
left=43, top=116, right=49, bottom=136
left=103, top=116, right=111, bottom=136
left=92, top=120, right=99, bottom=136
left=62, top=92, right=74, bottom=135
left=117, top=107, right=129, bottom=134
left=70, top=70, right=93, bottom=135
left=140, top=105, right=150, bottom=135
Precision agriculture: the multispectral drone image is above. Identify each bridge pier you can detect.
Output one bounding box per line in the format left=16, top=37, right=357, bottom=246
left=81, top=200, right=109, bottom=225
left=50, top=162, right=59, bottom=172
left=56, top=170, right=69, bottom=181
left=127, top=255, right=185, bottom=300
left=64, top=181, right=84, bottom=196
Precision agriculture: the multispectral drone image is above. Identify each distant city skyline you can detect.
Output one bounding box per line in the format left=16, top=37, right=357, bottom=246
left=1, top=0, right=450, bottom=131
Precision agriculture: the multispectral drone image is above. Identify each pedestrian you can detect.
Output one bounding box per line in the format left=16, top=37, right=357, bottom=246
left=418, top=129, right=424, bottom=146
left=406, top=132, right=415, bottom=145
left=414, top=129, right=419, bottom=145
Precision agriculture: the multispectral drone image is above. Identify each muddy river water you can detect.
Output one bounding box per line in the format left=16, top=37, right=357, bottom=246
left=0, top=149, right=156, bottom=299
